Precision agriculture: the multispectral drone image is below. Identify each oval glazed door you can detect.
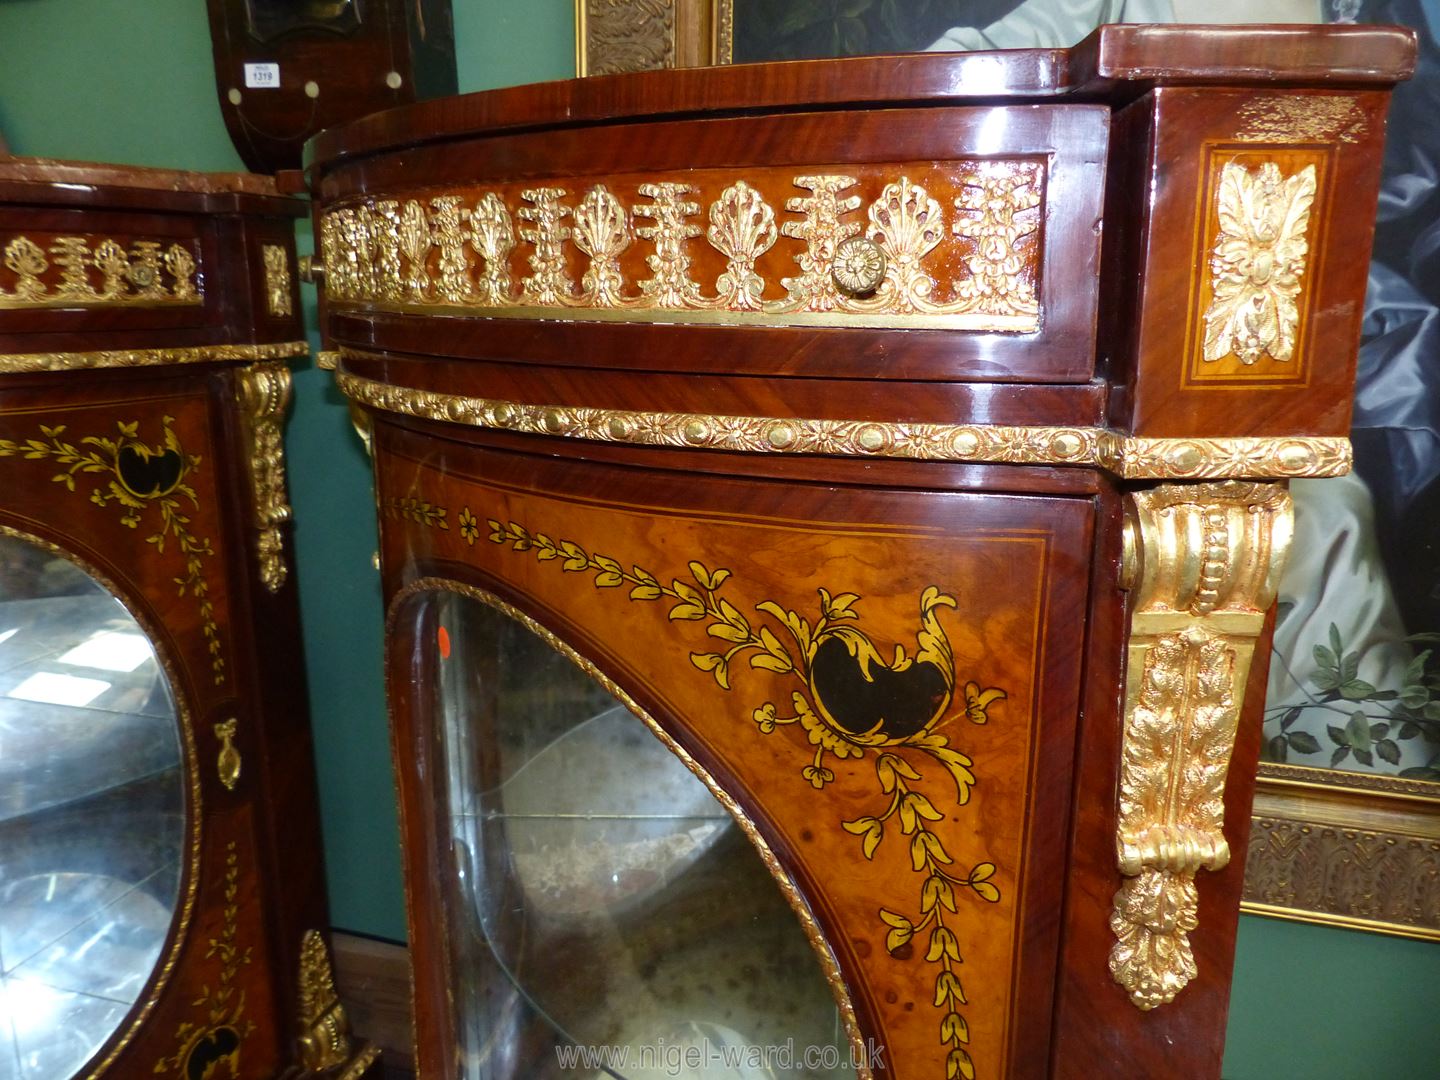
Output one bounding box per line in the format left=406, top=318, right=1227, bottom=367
left=405, top=586, right=860, bottom=1079
left=0, top=531, right=190, bottom=1078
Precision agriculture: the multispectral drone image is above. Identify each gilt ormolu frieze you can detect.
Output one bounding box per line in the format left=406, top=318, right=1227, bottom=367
left=378, top=452, right=1078, bottom=1079
left=0, top=231, right=200, bottom=308
left=318, top=161, right=1046, bottom=331
left=1110, top=482, right=1293, bottom=1009
left=1187, top=150, right=1326, bottom=385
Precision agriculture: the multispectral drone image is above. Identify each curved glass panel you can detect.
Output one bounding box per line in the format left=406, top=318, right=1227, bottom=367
left=0, top=535, right=185, bottom=1078
left=428, top=590, right=856, bottom=1079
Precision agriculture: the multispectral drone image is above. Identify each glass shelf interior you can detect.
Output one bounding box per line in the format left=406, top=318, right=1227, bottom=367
left=0, top=536, right=184, bottom=1080
left=430, top=591, right=856, bottom=1079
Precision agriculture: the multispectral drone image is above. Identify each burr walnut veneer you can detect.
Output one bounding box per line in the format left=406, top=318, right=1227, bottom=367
left=0, top=159, right=372, bottom=1079
left=306, top=24, right=1415, bottom=1080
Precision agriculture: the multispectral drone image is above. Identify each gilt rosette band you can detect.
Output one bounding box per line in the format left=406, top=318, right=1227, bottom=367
left=0, top=342, right=308, bottom=374
left=332, top=362, right=1350, bottom=482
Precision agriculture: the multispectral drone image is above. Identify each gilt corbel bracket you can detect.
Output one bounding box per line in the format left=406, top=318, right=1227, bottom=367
left=1109, top=481, right=1294, bottom=1009
left=292, top=929, right=379, bottom=1078
left=236, top=361, right=295, bottom=592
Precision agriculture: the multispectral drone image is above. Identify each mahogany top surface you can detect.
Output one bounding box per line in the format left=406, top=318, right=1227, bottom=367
left=0, top=155, right=301, bottom=216
left=306, top=23, right=1416, bottom=170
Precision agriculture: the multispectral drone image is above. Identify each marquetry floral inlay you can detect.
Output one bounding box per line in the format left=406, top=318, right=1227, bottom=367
left=0, top=233, right=201, bottom=308
left=1202, top=161, right=1318, bottom=366
left=155, top=842, right=253, bottom=1077
left=0, top=417, right=226, bottom=684
left=484, top=520, right=1007, bottom=1078
left=317, top=163, right=1047, bottom=330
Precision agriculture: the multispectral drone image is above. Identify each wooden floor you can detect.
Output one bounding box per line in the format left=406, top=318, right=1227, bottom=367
left=333, top=932, right=414, bottom=1076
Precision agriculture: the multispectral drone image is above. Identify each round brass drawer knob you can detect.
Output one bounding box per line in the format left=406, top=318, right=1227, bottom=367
left=299, top=254, right=326, bottom=287
left=832, top=237, right=886, bottom=297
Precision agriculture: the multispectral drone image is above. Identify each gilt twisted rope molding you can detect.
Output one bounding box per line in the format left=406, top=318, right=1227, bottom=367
left=1110, top=482, right=1293, bottom=1009
left=333, top=364, right=1351, bottom=481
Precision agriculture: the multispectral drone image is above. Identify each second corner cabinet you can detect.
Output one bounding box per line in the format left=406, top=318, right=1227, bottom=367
left=0, top=158, right=374, bottom=1080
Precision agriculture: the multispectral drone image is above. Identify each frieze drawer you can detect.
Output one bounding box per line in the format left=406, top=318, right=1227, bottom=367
left=315, top=104, right=1108, bottom=384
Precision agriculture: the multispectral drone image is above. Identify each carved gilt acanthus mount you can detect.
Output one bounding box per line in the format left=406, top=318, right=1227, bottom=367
left=317, top=164, right=1045, bottom=331
left=1202, top=160, right=1317, bottom=366
left=263, top=244, right=294, bottom=316
left=1110, top=482, right=1294, bottom=1009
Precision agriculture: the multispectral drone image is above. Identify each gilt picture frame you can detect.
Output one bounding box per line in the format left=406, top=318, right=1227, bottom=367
left=573, top=0, right=732, bottom=77
left=1244, top=763, right=1440, bottom=941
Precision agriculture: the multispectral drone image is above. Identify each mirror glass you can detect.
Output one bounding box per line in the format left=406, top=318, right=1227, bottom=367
left=0, top=534, right=186, bottom=1078
left=425, top=589, right=856, bottom=1079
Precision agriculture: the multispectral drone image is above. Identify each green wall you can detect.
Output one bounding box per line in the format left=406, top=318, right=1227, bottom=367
left=0, top=4, right=1434, bottom=1077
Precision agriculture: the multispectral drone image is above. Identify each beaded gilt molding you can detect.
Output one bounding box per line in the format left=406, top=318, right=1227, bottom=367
left=1110, top=482, right=1294, bottom=1009
left=1, top=232, right=200, bottom=308
left=333, top=364, right=1352, bottom=481
left=318, top=163, right=1045, bottom=330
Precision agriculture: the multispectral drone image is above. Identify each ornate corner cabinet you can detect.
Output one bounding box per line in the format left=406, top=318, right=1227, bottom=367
left=0, top=159, right=373, bottom=1079
left=305, top=24, right=1414, bottom=1079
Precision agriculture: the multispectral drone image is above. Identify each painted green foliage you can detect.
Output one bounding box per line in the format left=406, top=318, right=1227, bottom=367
left=1263, top=622, right=1440, bottom=779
